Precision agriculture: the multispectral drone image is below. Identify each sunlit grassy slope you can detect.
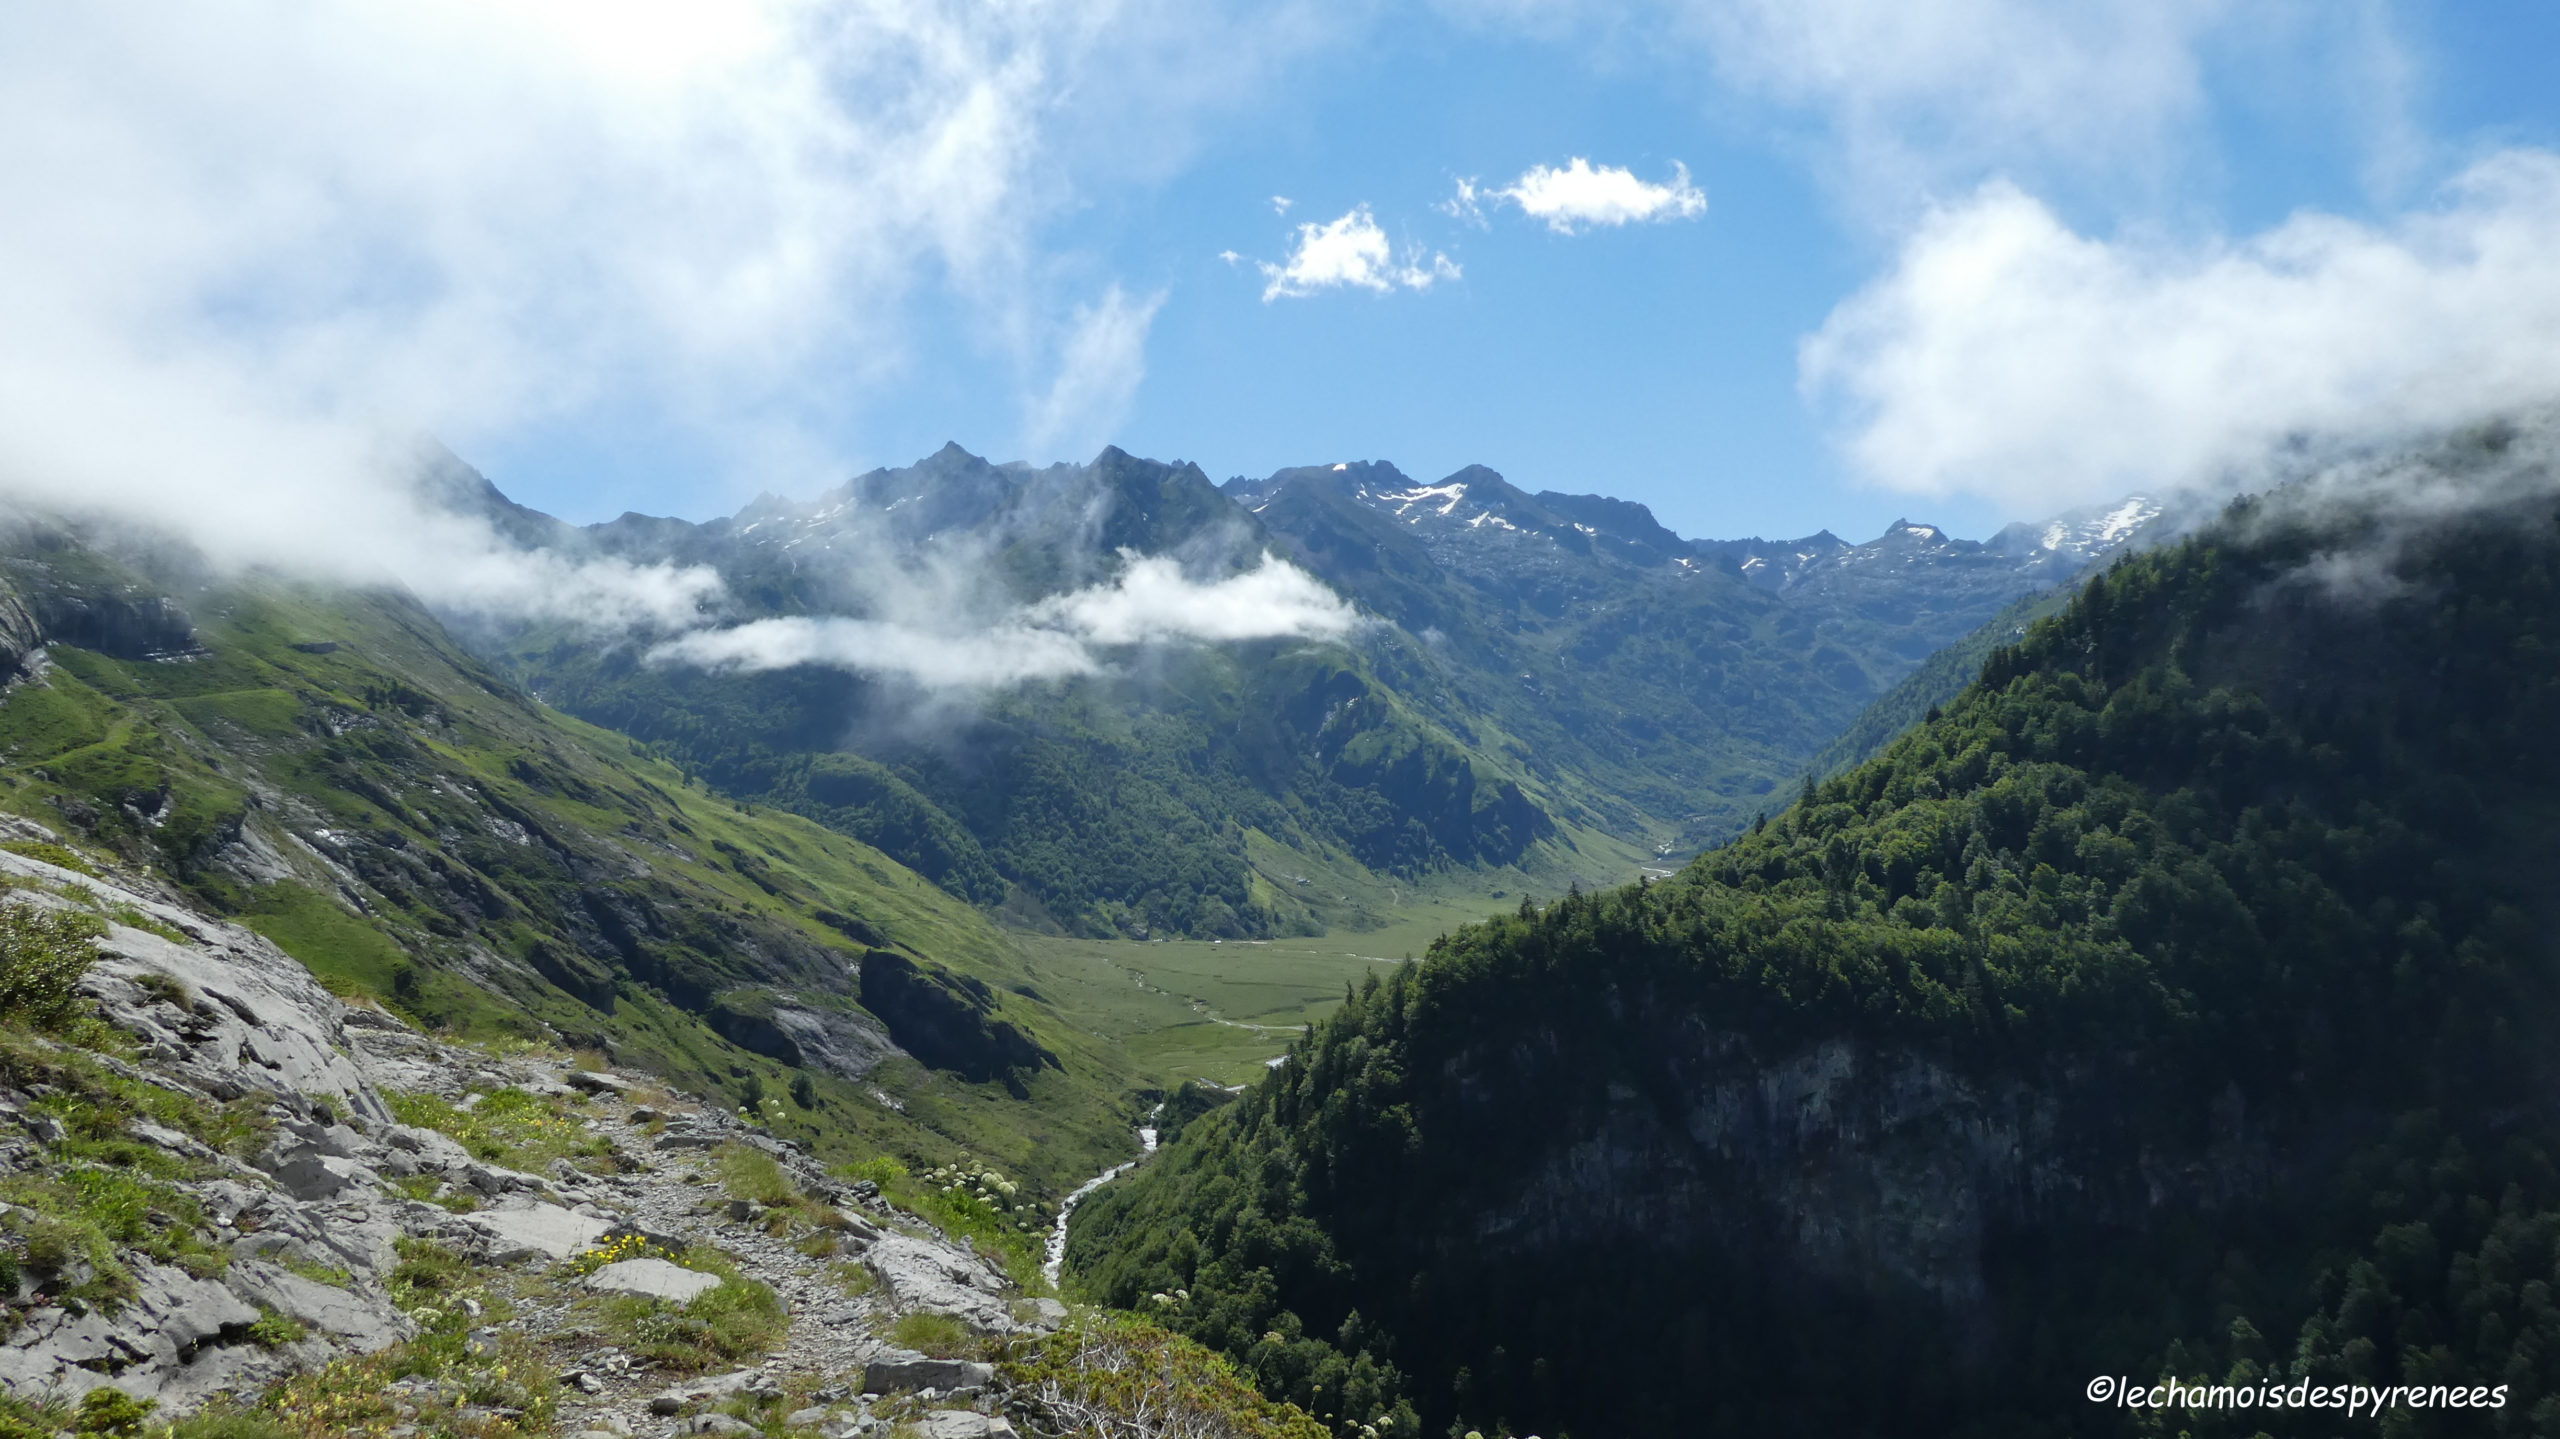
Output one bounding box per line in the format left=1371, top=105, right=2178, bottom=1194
left=0, top=545, right=1142, bottom=1193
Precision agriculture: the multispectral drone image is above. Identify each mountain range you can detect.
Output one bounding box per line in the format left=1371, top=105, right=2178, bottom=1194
left=454, top=443, right=2163, bottom=940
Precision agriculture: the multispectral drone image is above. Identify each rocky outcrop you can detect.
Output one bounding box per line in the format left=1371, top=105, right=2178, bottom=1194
left=0, top=826, right=1068, bottom=1436
left=703, top=989, right=900, bottom=1081
left=856, top=953, right=1056, bottom=1089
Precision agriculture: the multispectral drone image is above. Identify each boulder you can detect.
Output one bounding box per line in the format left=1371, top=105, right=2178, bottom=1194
left=467, top=1202, right=611, bottom=1263
left=270, top=1150, right=372, bottom=1201
left=861, top=1350, right=994, bottom=1394
left=864, top=1236, right=1017, bottom=1332
left=564, top=1071, right=635, bottom=1096
left=582, top=1258, right=722, bottom=1304
left=46, top=860, right=395, bottom=1127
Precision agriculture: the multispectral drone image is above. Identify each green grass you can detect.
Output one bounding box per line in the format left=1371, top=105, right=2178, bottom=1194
left=713, top=1142, right=797, bottom=1205
left=1004, top=901, right=1508, bottom=1087
left=887, top=1312, right=977, bottom=1359
left=277, top=1254, right=353, bottom=1289
left=0, top=839, right=98, bottom=876
left=595, top=1245, right=787, bottom=1372
left=237, top=882, right=430, bottom=1010
left=387, top=1086, right=611, bottom=1175
left=245, top=1307, right=307, bottom=1348
left=995, top=1315, right=1330, bottom=1439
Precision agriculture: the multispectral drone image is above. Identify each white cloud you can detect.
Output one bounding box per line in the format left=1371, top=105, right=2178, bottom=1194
left=1680, top=0, right=2226, bottom=206
left=0, top=0, right=1341, bottom=623
left=648, top=552, right=1360, bottom=689
left=1026, top=552, right=1357, bottom=644
left=1437, top=1, right=2417, bottom=224
left=1024, top=285, right=1167, bottom=462
left=1272, top=195, right=1295, bottom=214
left=1799, top=150, right=2560, bottom=513
left=1453, top=158, right=1707, bottom=233
left=1259, top=207, right=1461, bottom=301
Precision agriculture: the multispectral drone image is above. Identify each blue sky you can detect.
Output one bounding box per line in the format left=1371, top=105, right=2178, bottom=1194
left=12, top=0, right=2560, bottom=574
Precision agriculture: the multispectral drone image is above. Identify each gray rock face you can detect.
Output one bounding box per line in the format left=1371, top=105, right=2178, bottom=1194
left=1469, top=1027, right=2276, bottom=1359
left=581, top=1258, right=722, bottom=1303
left=467, top=1202, right=612, bottom=1263
left=764, top=1002, right=899, bottom=1080
left=0, top=1259, right=262, bottom=1406
left=861, top=1349, right=995, bottom=1394
left=8, top=849, right=399, bottom=1129
left=270, top=1150, right=372, bottom=1202
left=864, top=1237, right=1017, bottom=1333
left=227, top=1259, right=409, bottom=1348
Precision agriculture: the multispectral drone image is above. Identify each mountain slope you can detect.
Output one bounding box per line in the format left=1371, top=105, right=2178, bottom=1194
left=473, top=446, right=2157, bottom=941
left=1067, top=439, right=2560, bottom=1436
left=0, top=513, right=1139, bottom=1194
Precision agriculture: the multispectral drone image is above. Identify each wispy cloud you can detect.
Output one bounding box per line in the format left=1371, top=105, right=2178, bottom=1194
left=1259, top=207, right=1461, bottom=301
left=648, top=552, right=1360, bottom=689
left=1024, top=284, right=1167, bottom=463
left=1800, top=150, right=2560, bottom=513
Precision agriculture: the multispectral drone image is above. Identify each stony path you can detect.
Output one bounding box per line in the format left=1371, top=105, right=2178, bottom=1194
left=466, top=1078, right=1040, bottom=1439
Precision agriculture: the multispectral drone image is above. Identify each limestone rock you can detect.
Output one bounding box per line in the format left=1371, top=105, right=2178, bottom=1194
left=0, top=1259, right=264, bottom=1405
left=228, top=1259, right=409, bottom=1349
left=861, top=1350, right=994, bottom=1394
left=466, top=1202, right=611, bottom=1263
left=582, top=1258, right=722, bottom=1303
left=865, top=1236, right=1017, bottom=1332
left=916, top=1412, right=1016, bottom=1439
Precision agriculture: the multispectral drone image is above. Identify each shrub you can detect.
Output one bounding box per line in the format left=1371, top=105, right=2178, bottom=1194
left=385, top=1237, right=479, bottom=1315
left=71, top=1389, right=153, bottom=1437
left=245, top=1308, right=307, bottom=1347
left=999, top=1316, right=1330, bottom=1439
left=0, top=902, right=104, bottom=1032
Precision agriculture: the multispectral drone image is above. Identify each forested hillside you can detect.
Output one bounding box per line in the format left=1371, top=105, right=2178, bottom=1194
left=1068, top=436, right=2560, bottom=1437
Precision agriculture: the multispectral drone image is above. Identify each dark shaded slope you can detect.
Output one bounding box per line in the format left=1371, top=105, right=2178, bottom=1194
left=1069, top=461, right=2560, bottom=1437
